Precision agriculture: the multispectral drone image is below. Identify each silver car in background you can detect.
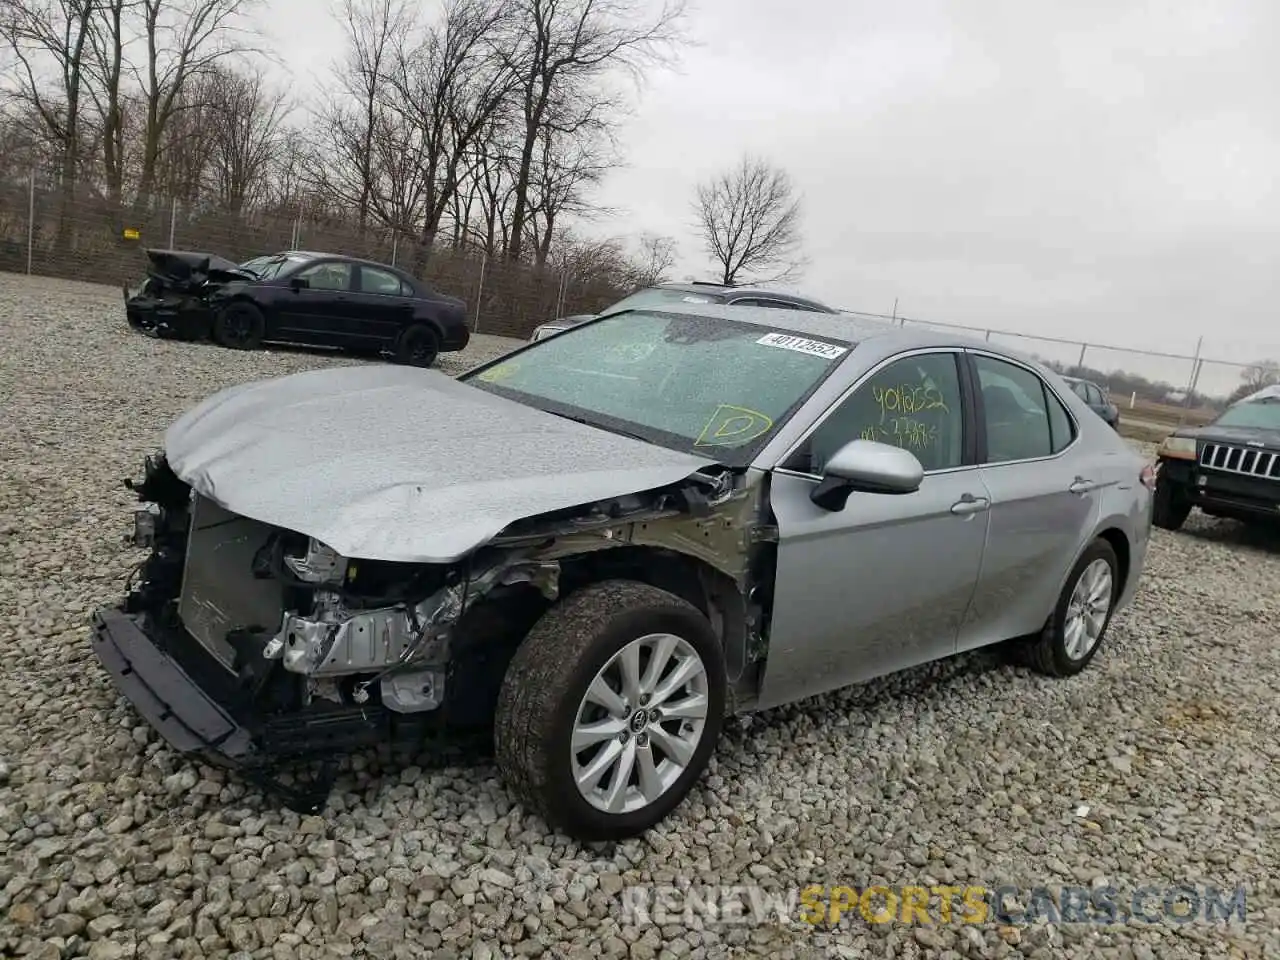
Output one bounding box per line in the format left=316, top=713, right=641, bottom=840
left=94, top=303, right=1154, bottom=842
left=528, top=280, right=840, bottom=341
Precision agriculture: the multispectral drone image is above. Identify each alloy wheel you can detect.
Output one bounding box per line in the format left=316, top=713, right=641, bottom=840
left=1063, top=558, right=1113, bottom=660
left=570, top=632, right=710, bottom=815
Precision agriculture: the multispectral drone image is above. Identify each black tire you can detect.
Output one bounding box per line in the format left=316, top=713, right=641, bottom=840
left=396, top=324, right=440, bottom=367
left=494, top=580, right=726, bottom=842
left=213, top=301, right=265, bottom=350
left=1019, top=538, right=1121, bottom=678
left=1152, top=475, right=1192, bottom=531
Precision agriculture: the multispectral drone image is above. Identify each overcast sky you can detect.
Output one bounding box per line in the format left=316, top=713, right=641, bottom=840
left=263, top=0, right=1279, bottom=394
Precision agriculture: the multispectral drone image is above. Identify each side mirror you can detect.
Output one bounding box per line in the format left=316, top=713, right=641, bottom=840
left=289, top=276, right=309, bottom=290
left=810, top=439, right=924, bottom=511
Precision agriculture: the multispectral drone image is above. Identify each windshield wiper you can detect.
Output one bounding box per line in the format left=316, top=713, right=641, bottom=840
left=546, top=410, right=652, bottom=444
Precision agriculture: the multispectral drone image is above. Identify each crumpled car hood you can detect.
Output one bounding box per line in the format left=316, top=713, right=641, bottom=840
left=163, top=365, right=716, bottom=563
left=145, top=248, right=254, bottom=285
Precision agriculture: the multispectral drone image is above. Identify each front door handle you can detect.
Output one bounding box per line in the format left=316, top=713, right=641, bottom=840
left=1069, top=477, right=1098, bottom=495
left=951, top=493, right=991, bottom=515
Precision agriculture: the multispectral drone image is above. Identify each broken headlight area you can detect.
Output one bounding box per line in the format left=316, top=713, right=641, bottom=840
left=123, top=287, right=215, bottom=341
left=98, top=452, right=558, bottom=811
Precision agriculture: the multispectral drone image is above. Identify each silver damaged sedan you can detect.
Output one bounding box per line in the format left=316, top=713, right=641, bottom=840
left=93, top=303, right=1154, bottom=840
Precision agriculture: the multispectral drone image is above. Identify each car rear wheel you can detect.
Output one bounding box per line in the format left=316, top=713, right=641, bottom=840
left=213, top=302, right=265, bottom=350
left=1152, top=474, right=1192, bottom=530
left=396, top=324, right=440, bottom=367
left=494, top=580, right=726, bottom=842
left=1020, top=538, right=1120, bottom=678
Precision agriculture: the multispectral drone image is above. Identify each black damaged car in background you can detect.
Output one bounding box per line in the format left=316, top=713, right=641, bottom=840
left=1152, top=384, right=1280, bottom=531
left=124, top=249, right=470, bottom=367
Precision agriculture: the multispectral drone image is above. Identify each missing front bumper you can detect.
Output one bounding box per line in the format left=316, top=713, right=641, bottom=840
left=90, top=607, right=392, bottom=812
left=92, top=607, right=254, bottom=759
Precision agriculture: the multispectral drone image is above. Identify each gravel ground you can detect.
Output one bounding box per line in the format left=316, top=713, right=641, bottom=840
left=1, top=272, right=1277, bottom=960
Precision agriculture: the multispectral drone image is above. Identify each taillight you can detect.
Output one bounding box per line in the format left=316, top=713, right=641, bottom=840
left=1140, top=463, right=1157, bottom=490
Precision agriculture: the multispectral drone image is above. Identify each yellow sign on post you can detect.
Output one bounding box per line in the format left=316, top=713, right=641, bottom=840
left=122, top=227, right=140, bottom=241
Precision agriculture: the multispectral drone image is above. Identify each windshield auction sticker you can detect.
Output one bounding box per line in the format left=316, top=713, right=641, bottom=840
left=756, top=332, right=848, bottom=360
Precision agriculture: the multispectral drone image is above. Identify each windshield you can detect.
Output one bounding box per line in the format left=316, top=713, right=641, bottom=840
left=602, top=287, right=720, bottom=313
left=1213, top=398, right=1280, bottom=430
left=238, top=254, right=309, bottom=280
left=463, top=310, right=854, bottom=464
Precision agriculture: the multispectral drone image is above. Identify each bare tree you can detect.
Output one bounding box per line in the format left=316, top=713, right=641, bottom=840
left=694, top=155, right=804, bottom=286
left=0, top=0, right=98, bottom=249
left=197, top=64, right=288, bottom=213
left=1227, top=360, right=1280, bottom=404
left=500, top=0, right=687, bottom=262
left=523, top=113, right=617, bottom=266
left=132, top=0, right=256, bottom=207
left=316, top=0, right=413, bottom=231
left=383, top=0, right=514, bottom=266
left=85, top=0, right=130, bottom=208
left=632, top=232, right=676, bottom=286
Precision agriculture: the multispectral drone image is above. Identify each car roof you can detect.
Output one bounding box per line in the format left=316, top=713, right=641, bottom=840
left=267, top=250, right=417, bottom=279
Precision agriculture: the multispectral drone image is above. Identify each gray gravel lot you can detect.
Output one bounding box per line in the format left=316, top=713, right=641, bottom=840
left=1, top=272, right=1277, bottom=960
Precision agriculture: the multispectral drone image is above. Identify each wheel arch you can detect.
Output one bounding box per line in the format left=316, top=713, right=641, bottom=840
left=1094, top=525, right=1131, bottom=598
left=554, top=545, right=750, bottom=671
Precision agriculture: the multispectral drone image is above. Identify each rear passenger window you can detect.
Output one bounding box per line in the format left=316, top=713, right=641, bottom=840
left=362, top=267, right=404, bottom=296
left=1044, top=383, right=1075, bottom=453
left=974, top=355, right=1056, bottom=463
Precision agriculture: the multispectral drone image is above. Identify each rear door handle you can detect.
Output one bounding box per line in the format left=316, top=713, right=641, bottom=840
left=1069, top=477, right=1098, bottom=494
left=951, top=493, right=991, bottom=515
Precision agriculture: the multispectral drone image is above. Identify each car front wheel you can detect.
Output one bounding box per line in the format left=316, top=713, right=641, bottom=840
left=1021, top=537, right=1120, bottom=677
left=494, top=580, right=726, bottom=842
left=1152, top=473, right=1192, bottom=530
left=213, top=302, right=265, bottom=350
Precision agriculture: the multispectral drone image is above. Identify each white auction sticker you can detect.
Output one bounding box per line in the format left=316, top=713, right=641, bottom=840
left=756, top=331, right=848, bottom=360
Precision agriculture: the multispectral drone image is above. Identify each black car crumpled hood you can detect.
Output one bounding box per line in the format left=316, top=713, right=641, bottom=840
left=163, top=364, right=717, bottom=564
left=144, top=248, right=255, bottom=286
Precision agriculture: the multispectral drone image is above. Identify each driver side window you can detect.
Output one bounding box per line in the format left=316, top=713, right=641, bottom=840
left=295, top=261, right=352, bottom=291
left=786, top=352, right=966, bottom=475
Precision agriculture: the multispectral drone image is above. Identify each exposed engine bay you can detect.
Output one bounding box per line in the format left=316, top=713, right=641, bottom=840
left=108, top=450, right=773, bottom=811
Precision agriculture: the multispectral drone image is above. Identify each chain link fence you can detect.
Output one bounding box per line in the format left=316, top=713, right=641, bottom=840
left=841, top=309, right=1271, bottom=417
left=3, top=163, right=1278, bottom=399
left=0, top=165, right=627, bottom=341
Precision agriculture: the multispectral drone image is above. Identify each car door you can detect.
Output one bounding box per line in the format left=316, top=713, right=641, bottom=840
left=757, top=349, right=992, bottom=711
left=275, top=260, right=359, bottom=345
left=956, top=351, right=1102, bottom=651
left=347, top=264, right=417, bottom=349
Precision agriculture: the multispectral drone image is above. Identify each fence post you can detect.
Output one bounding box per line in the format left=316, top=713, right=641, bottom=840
left=474, top=253, right=486, bottom=332
left=168, top=197, right=177, bottom=248
left=390, top=230, right=398, bottom=266
left=1182, top=336, right=1204, bottom=408
left=26, top=168, right=35, bottom=275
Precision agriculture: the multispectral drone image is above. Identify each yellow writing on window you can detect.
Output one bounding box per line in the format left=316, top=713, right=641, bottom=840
left=872, top=381, right=949, bottom=423
left=476, top=361, right=518, bottom=383
left=694, top=405, right=774, bottom=447
left=861, top=417, right=938, bottom=451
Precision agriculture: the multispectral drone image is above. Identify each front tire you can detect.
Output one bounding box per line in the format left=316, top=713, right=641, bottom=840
left=213, top=301, right=265, bottom=350
left=1152, top=473, right=1192, bottom=530
left=494, top=580, right=726, bottom=842
left=1021, top=538, right=1120, bottom=678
